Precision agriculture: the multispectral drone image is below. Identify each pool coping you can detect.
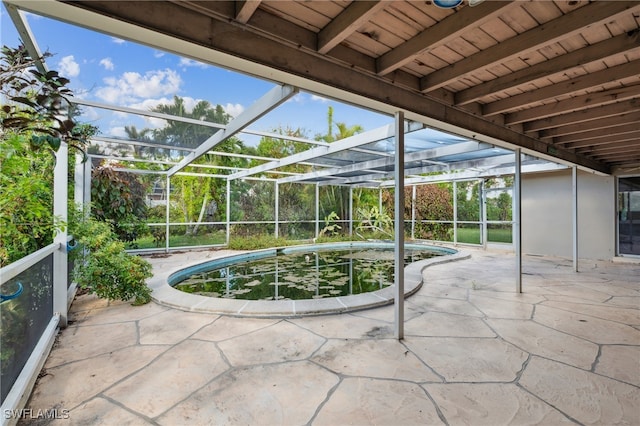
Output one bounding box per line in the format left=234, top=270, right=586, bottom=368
left=147, top=243, right=470, bottom=317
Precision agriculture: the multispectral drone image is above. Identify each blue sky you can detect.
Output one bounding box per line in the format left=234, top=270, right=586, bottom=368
left=1, top=5, right=392, bottom=147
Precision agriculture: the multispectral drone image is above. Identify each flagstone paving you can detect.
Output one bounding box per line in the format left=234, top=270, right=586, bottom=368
left=20, top=247, right=639, bottom=425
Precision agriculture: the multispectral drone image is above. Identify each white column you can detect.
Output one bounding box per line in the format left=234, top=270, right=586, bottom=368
left=481, top=179, right=487, bottom=249
left=73, top=153, right=84, bottom=211
left=453, top=181, right=458, bottom=244
left=349, top=186, right=353, bottom=236
left=84, top=156, right=92, bottom=214
left=315, top=183, right=320, bottom=239
left=275, top=182, right=279, bottom=238
left=53, top=142, right=68, bottom=327
left=514, top=149, right=522, bottom=293
left=394, top=111, right=405, bottom=340
left=572, top=166, right=578, bottom=272
left=226, top=179, right=231, bottom=245
left=411, top=185, right=416, bottom=240
left=165, top=175, right=170, bottom=252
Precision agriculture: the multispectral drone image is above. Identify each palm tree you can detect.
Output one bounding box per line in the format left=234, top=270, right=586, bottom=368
left=315, top=106, right=364, bottom=227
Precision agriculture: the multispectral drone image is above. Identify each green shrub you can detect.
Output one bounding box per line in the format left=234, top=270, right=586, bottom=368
left=71, top=217, right=152, bottom=305
left=227, top=235, right=298, bottom=250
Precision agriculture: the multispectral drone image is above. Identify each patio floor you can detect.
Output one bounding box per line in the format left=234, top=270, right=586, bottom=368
left=21, top=247, right=640, bottom=425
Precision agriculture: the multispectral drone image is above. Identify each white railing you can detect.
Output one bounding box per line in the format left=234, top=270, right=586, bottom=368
left=0, top=241, right=65, bottom=426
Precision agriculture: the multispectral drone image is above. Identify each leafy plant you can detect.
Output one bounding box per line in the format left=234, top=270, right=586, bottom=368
left=70, top=216, right=152, bottom=305
left=318, top=211, right=342, bottom=237
left=0, top=45, right=92, bottom=157
left=356, top=206, right=393, bottom=239
left=227, top=235, right=297, bottom=250
left=91, top=163, right=149, bottom=245
left=0, top=132, right=57, bottom=266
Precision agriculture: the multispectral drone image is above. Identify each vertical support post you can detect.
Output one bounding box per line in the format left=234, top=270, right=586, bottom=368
left=411, top=185, right=416, bottom=240
left=275, top=182, right=279, bottom=238
left=349, top=186, right=353, bottom=237
left=53, top=142, right=68, bottom=327
left=453, top=181, right=458, bottom=245
left=165, top=174, right=170, bottom=253
left=315, top=183, right=320, bottom=239
left=481, top=179, right=487, bottom=249
left=572, top=166, right=578, bottom=272
left=73, top=153, right=84, bottom=211
left=394, top=111, right=405, bottom=340
left=514, top=149, right=522, bottom=293
left=226, top=179, right=231, bottom=246
left=379, top=187, right=383, bottom=213
left=83, top=156, right=91, bottom=214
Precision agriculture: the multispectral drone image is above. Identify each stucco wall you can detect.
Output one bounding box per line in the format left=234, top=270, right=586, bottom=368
left=521, top=169, right=615, bottom=260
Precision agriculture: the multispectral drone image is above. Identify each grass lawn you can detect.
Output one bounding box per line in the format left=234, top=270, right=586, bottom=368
left=456, top=227, right=512, bottom=244
left=131, top=232, right=227, bottom=249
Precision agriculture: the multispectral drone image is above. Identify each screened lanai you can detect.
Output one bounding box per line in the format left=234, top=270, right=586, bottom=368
left=2, top=1, right=639, bottom=423
left=4, top=0, right=633, bottom=334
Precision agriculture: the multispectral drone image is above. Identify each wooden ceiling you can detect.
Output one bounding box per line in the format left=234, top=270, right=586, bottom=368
left=39, top=1, right=640, bottom=173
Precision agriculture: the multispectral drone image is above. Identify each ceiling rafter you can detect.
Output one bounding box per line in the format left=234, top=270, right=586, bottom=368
left=523, top=98, right=640, bottom=132
left=482, top=60, right=640, bottom=116
left=375, top=1, right=512, bottom=75
left=568, top=132, right=640, bottom=150
left=539, top=111, right=640, bottom=139
left=454, top=30, right=640, bottom=106
left=317, top=0, right=390, bottom=54
left=505, top=84, right=640, bottom=125
left=554, top=123, right=640, bottom=146
left=420, top=1, right=640, bottom=93
left=235, top=0, right=261, bottom=24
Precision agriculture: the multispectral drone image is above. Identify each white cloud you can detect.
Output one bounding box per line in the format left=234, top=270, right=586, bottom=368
left=99, top=57, right=114, bottom=70
left=109, top=126, right=128, bottom=138
left=111, top=37, right=126, bottom=44
left=224, top=103, right=244, bottom=117
left=179, top=58, right=208, bottom=69
left=154, top=51, right=165, bottom=58
left=311, top=94, right=329, bottom=103
left=78, top=106, right=100, bottom=122
left=95, top=68, right=182, bottom=104
left=58, top=55, right=80, bottom=78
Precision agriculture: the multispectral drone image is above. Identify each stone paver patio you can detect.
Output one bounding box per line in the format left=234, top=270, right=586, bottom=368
left=21, top=247, right=640, bottom=425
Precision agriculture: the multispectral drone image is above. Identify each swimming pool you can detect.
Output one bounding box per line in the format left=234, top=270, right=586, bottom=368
left=171, top=243, right=449, bottom=301
left=153, top=242, right=468, bottom=317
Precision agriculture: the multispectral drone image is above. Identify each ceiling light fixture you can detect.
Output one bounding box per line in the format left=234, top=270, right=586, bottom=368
left=432, top=0, right=486, bottom=8
left=433, top=0, right=463, bottom=8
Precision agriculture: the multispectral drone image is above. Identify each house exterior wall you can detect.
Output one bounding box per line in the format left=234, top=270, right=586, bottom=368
left=522, top=169, right=615, bottom=260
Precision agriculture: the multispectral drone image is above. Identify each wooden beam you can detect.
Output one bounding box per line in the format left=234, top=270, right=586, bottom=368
left=483, top=60, right=640, bottom=116
left=421, top=1, right=640, bottom=92
left=376, top=1, right=512, bottom=75
left=318, top=1, right=389, bottom=54
left=505, top=85, right=640, bottom=125
left=592, top=151, right=640, bottom=160
left=554, top=123, right=640, bottom=145
left=523, top=98, right=640, bottom=132
left=539, top=111, right=640, bottom=139
left=235, top=0, right=261, bottom=24
left=567, top=134, right=640, bottom=152
left=455, top=30, right=640, bottom=106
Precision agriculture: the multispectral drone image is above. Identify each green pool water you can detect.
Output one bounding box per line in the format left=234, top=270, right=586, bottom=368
left=173, top=246, right=444, bottom=301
